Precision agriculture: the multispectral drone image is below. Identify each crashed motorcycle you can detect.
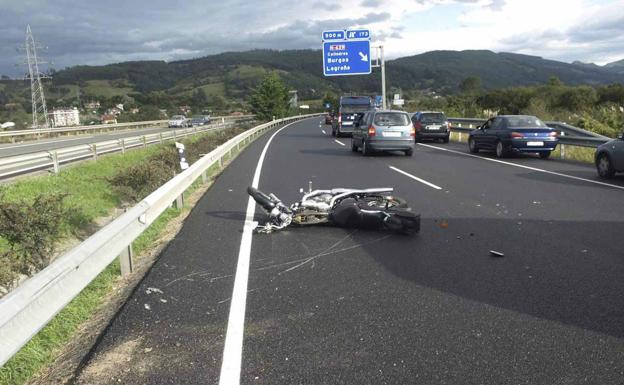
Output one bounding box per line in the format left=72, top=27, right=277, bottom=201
left=247, top=186, right=420, bottom=235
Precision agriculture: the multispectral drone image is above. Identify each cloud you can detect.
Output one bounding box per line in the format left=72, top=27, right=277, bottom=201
left=0, top=0, right=622, bottom=76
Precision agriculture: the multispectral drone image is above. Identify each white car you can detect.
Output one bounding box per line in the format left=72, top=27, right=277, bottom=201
left=168, top=115, right=189, bottom=128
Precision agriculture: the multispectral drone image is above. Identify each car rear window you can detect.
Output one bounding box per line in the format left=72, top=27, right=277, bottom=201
left=421, top=113, right=446, bottom=123
left=505, top=116, right=546, bottom=128
left=374, top=113, right=409, bottom=126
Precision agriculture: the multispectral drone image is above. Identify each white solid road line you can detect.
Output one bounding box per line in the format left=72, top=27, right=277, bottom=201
left=322, top=130, right=327, bottom=135
left=389, top=165, right=443, bottom=190
left=219, top=121, right=299, bottom=385
left=418, top=143, right=624, bottom=191
left=334, top=139, right=345, bottom=146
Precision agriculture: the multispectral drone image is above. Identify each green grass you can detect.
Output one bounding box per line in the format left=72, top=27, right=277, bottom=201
left=0, top=128, right=254, bottom=385
left=0, top=260, right=121, bottom=385
left=83, top=80, right=133, bottom=98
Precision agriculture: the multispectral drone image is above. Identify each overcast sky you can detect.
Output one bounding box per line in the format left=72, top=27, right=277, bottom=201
left=1, top=0, right=623, bottom=77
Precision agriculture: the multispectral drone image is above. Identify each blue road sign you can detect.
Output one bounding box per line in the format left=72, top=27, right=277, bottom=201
left=322, top=29, right=371, bottom=77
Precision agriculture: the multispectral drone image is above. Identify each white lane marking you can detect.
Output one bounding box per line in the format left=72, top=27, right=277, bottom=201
left=219, top=120, right=299, bottom=385
left=417, top=143, right=624, bottom=191
left=334, top=139, right=345, bottom=146
left=389, top=165, right=443, bottom=190
left=321, top=129, right=327, bottom=135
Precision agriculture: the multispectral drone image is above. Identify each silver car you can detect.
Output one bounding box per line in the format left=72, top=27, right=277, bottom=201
left=595, top=133, right=624, bottom=178
left=351, top=110, right=415, bottom=156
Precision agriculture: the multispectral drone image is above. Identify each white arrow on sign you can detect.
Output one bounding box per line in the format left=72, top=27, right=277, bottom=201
left=358, top=52, right=368, bottom=61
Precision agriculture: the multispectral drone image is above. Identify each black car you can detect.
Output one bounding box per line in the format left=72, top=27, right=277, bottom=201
left=468, top=115, right=558, bottom=158
left=190, top=115, right=211, bottom=126
left=411, top=111, right=450, bottom=143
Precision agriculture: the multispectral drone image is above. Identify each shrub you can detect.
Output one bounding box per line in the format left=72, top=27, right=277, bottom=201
left=0, top=193, right=69, bottom=284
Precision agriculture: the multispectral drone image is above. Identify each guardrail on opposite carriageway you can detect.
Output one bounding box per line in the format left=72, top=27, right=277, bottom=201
left=0, top=113, right=322, bottom=367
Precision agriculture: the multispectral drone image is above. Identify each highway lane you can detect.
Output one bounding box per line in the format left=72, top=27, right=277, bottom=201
left=74, top=117, right=624, bottom=384
left=0, top=125, right=173, bottom=158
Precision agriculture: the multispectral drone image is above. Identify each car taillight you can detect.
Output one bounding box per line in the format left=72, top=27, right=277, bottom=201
left=338, top=113, right=342, bottom=123
left=444, top=121, right=450, bottom=130
left=410, top=127, right=416, bottom=137
left=368, top=125, right=375, bottom=136
left=549, top=131, right=558, bottom=137
left=511, top=132, right=524, bottom=138
left=413, top=121, right=422, bottom=131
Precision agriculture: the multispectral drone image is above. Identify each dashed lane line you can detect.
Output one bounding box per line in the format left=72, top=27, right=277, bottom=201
left=388, top=165, right=443, bottom=190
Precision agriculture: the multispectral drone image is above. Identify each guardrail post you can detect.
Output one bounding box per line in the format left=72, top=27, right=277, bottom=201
left=458, top=132, right=463, bottom=142
left=202, top=170, right=208, bottom=183
left=120, top=139, right=126, bottom=154
left=142, top=136, right=147, bottom=148
left=559, top=132, right=566, bottom=159
left=174, top=193, right=184, bottom=209
left=50, top=151, right=59, bottom=174
left=159, top=133, right=163, bottom=144
left=91, top=144, right=98, bottom=161
left=173, top=130, right=177, bottom=141
left=119, top=242, right=134, bottom=276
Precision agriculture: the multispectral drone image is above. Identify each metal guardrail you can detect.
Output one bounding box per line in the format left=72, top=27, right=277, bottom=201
left=0, top=122, right=234, bottom=179
left=0, top=115, right=255, bottom=139
left=448, top=117, right=609, bottom=140
left=0, top=113, right=320, bottom=367
left=447, top=118, right=611, bottom=148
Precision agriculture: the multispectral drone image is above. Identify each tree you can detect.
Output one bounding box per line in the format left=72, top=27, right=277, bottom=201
left=322, top=92, right=338, bottom=113
left=191, top=89, right=208, bottom=109
left=547, top=76, right=563, bottom=87
left=459, top=76, right=481, bottom=94
left=249, top=73, right=289, bottom=120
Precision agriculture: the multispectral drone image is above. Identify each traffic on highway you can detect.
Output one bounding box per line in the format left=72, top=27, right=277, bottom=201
left=1, top=3, right=624, bottom=384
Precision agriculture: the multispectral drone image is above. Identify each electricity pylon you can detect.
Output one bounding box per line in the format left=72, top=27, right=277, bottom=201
left=22, top=25, right=50, bottom=129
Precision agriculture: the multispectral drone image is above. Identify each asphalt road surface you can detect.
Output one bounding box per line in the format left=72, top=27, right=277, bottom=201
left=0, top=126, right=171, bottom=158
left=73, top=117, right=624, bottom=385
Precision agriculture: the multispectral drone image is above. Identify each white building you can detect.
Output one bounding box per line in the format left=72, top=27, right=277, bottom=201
left=50, top=107, right=80, bottom=127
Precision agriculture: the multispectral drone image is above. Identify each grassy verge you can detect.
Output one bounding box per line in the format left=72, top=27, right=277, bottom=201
left=0, top=126, right=255, bottom=385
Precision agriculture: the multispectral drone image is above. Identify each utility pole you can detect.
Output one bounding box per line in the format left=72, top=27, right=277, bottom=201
left=372, top=45, right=387, bottom=109
left=21, top=25, right=50, bottom=129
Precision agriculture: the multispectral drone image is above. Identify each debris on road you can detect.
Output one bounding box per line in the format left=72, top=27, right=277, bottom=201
left=489, top=250, right=504, bottom=257
left=146, top=287, right=163, bottom=295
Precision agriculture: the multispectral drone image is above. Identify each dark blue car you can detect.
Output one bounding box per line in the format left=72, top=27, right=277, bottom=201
left=468, top=115, right=558, bottom=159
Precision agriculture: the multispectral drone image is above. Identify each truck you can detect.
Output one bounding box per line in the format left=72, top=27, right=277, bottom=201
left=332, top=96, right=373, bottom=137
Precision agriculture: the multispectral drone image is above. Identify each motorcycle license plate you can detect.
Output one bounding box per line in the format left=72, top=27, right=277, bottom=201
left=527, top=141, right=544, bottom=146
left=382, top=131, right=401, bottom=137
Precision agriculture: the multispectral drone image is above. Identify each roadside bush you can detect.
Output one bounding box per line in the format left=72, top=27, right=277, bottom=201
left=0, top=193, right=69, bottom=288
left=109, top=160, right=176, bottom=202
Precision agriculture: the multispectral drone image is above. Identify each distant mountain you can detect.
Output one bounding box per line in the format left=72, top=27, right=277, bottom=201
left=604, top=59, right=624, bottom=74
left=38, top=49, right=624, bottom=100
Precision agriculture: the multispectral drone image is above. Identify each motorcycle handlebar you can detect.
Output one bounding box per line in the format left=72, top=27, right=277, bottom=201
left=247, top=186, right=277, bottom=212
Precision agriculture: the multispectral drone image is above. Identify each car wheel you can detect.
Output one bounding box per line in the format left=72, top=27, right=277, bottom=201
left=331, top=128, right=336, bottom=137
left=468, top=137, right=479, bottom=153
left=351, top=138, right=358, bottom=152
left=596, top=153, right=615, bottom=179
left=414, top=136, right=421, bottom=143
left=495, top=141, right=506, bottom=158
left=539, top=151, right=551, bottom=159
left=362, top=140, right=371, bottom=156
left=443, top=135, right=450, bottom=143
left=405, top=148, right=413, bottom=156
